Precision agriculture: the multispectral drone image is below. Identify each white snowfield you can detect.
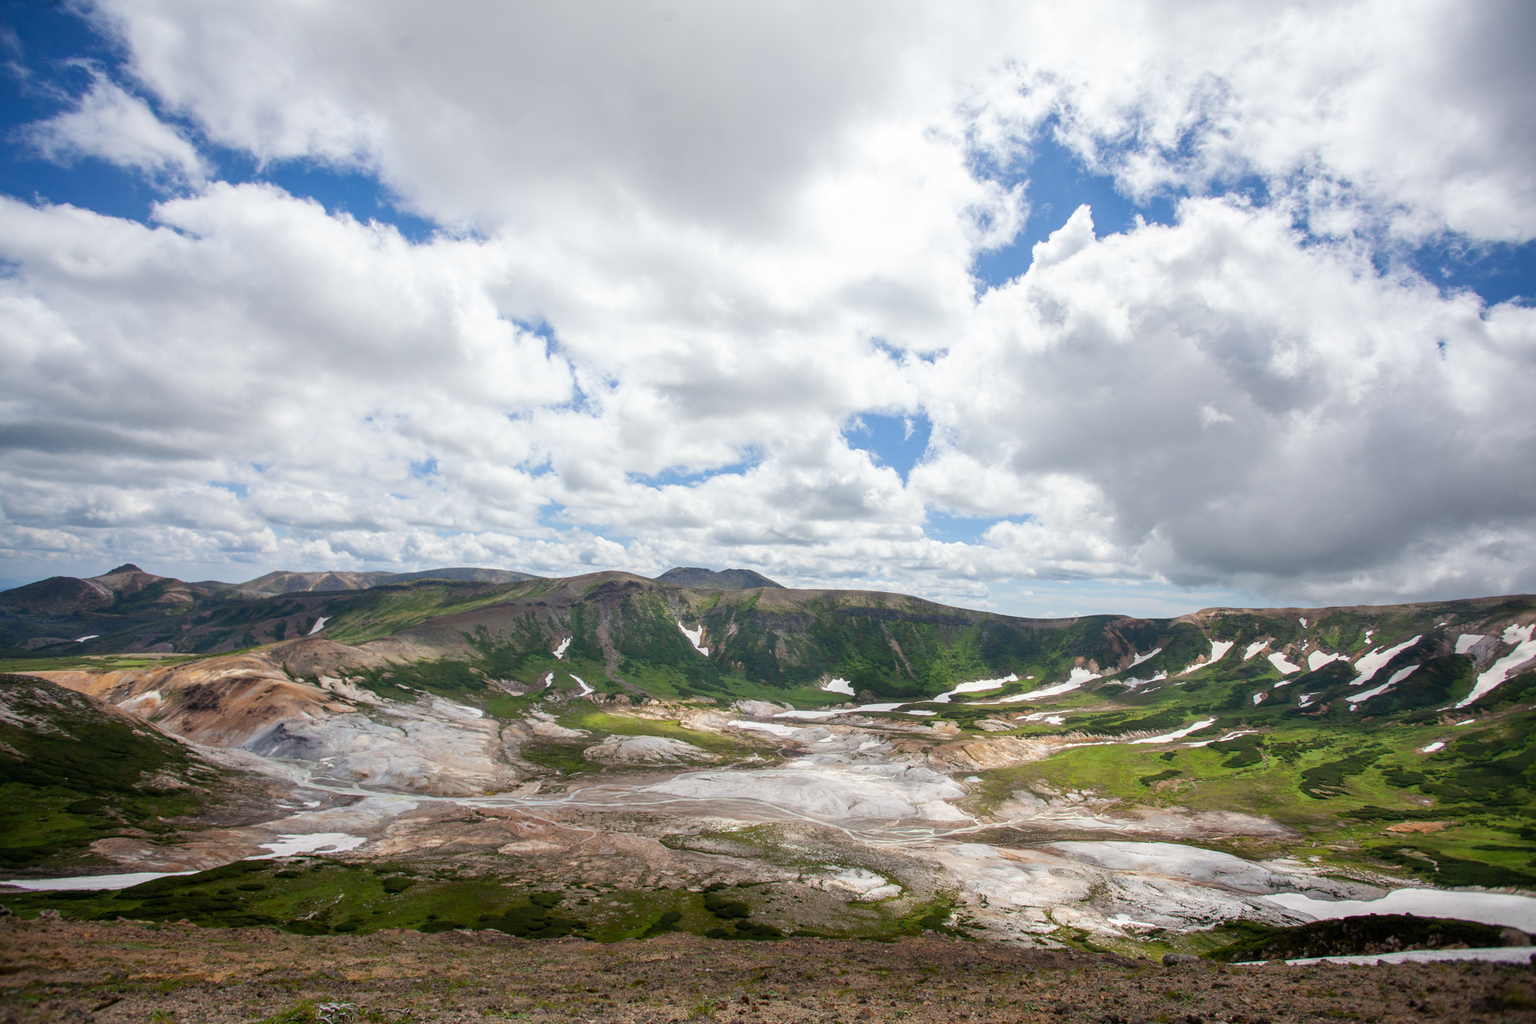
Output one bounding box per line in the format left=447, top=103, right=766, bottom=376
left=645, top=764, right=970, bottom=822
left=1268, top=652, right=1301, bottom=675
left=0, top=870, right=200, bottom=891
left=1352, top=635, right=1422, bottom=684
left=1244, top=640, right=1270, bottom=661
left=1264, top=888, right=1536, bottom=932
left=1180, top=640, right=1234, bottom=676
left=253, top=832, right=368, bottom=858
left=1128, top=648, right=1164, bottom=670
left=1307, top=651, right=1344, bottom=672
left=997, top=667, right=1101, bottom=702
left=552, top=636, right=571, bottom=659
left=932, top=673, right=1018, bottom=703
left=774, top=702, right=905, bottom=720
left=1347, top=663, right=1419, bottom=704
left=1252, top=946, right=1536, bottom=967
left=729, top=719, right=800, bottom=738
left=821, top=677, right=855, bottom=696
left=307, top=616, right=329, bottom=635
left=1456, top=633, right=1486, bottom=655
left=1457, top=623, right=1536, bottom=708
left=1131, top=718, right=1216, bottom=744
left=569, top=673, right=593, bottom=696
left=677, top=621, right=709, bottom=656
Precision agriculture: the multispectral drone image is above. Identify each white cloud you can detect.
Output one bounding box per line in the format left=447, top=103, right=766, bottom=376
left=22, top=71, right=206, bottom=182
left=0, top=1, right=1533, bottom=610
left=920, top=199, right=1536, bottom=598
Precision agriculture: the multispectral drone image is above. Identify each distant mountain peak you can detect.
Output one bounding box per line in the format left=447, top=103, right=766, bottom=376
left=103, top=563, right=145, bottom=576
left=656, top=566, right=784, bottom=590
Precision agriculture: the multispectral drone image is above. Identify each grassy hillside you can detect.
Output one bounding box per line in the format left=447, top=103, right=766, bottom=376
left=0, top=674, right=238, bottom=871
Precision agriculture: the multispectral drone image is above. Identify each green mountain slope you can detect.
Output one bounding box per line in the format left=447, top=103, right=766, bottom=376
left=0, top=674, right=252, bottom=872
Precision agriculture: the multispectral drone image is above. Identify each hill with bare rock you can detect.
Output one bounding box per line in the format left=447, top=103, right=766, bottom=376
left=656, top=566, right=785, bottom=590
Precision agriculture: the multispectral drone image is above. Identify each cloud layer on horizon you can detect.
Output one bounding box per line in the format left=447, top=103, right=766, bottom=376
left=1, top=0, right=1533, bottom=612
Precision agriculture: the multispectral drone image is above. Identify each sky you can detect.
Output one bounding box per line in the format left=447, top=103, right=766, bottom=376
left=1, top=0, right=1534, bottom=619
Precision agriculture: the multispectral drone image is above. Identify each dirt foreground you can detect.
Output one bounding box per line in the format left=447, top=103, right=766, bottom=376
left=4, top=919, right=1536, bottom=1024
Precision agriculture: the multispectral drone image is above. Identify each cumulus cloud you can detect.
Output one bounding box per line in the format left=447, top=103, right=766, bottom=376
left=21, top=70, right=206, bottom=182
left=0, top=0, right=1533, bottom=610
left=920, top=201, right=1536, bottom=598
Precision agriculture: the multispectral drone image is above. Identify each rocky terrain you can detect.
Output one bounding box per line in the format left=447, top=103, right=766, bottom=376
left=3, top=918, right=1535, bottom=1024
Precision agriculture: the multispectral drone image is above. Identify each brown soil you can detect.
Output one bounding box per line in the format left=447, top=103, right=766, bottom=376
left=3, top=919, right=1534, bottom=1024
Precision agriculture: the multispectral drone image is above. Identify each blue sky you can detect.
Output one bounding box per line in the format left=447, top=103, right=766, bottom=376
left=1, top=1, right=1533, bottom=618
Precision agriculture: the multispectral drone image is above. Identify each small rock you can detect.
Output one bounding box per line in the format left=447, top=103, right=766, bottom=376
left=1499, top=927, right=1531, bottom=946
left=37, top=909, right=61, bottom=921
left=1161, top=952, right=1201, bottom=966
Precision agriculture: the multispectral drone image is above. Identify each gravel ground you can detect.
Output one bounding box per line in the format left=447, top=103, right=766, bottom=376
left=2, top=918, right=1534, bottom=1024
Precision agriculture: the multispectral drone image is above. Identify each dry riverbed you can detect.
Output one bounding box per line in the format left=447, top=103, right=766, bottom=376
left=3, top=919, right=1535, bottom=1024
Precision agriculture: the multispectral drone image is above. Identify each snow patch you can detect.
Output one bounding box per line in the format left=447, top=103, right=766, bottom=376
left=1267, top=652, right=1301, bottom=675
left=73, top=634, right=99, bottom=642
left=1420, top=740, right=1446, bottom=753
left=570, top=673, right=593, bottom=696
left=1347, top=664, right=1418, bottom=704
left=1307, top=651, right=1344, bottom=672
left=553, top=636, right=571, bottom=659
left=1004, top=667, right=1101, bottom=702
left=730, top=720, right=800, bottom=738
left=1131, top=718, right=1216, bottom=744
left=1258, top=946, right=1536, bottom=967
left=821, top=677, right=855, bottom=696
left=1299, top=617, right=1308, bottom=627
left=307, top=616, right=329, bottom=635
left=774, top=702, right=905, bottom=720
left=1456, top=623, right=1536, bottom=708
left=932, top=673, right=1018, bottom=703
left=1455, top=633, right=1486, bottom=655
left=1180, top=640, right=1232, bottom=675
left=1264, top=889, right=1536, bottom=932
left=1127, top=648, right=1163, bottom=669
left=0, top=870, right=201, bottom=891
left=1243, top=640, right=1270, bottom=661
left=252, top=832, right=368, bottom=858
left=677, top=621, right=709, bottom=656
left=1352, top=635, right=1422, bottom=684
